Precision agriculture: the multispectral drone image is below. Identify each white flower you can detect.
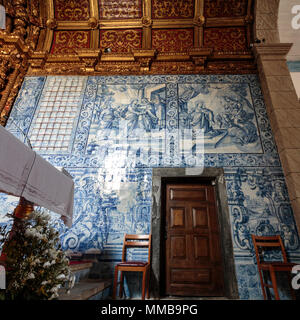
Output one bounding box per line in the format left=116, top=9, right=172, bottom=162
left=43, top=213, right=51, bottom=222
left=41, top=281, right=48, bottom=285
left=36, top=233, right=44, bottom=240
left=27, top=273, right=35, bottom=280
left=25, top=227, right=44, bottom=240
left=25, top=229, right=33, bottom=237
left=43, top=261, right=51, bottom=268
left=70, top=274, right=76, bottom=288
left=49, top=249, right=58, bottom=259
left=50, top=286, right=59, bottom=293
left=56, top=274, right=65, bottom=280
left=50, top=260, right=56, bottom=265
left=49, top=293, right=58, bottom=300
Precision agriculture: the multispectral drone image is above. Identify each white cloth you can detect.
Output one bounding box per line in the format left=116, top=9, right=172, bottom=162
left=0, top=125, right=74, bottom=227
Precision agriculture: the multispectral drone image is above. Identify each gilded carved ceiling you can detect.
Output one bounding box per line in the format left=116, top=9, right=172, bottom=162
left=0, top=0, right=256, bottom=77
left=31, top=0, right=256, bottom=75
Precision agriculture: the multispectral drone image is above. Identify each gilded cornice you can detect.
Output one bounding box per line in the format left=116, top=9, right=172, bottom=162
left=0, top=0, right=44, bottom=125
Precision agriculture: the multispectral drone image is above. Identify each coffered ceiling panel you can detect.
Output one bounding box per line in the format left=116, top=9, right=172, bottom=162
left=99, top=0, right=142, bottom=19
left=25, top=0, right=256, bottom=75
left=203, top=27, right=247, bottom=53
left=152, top=29, right=194, bottom=53
left=100, top=29, right=142, bottom=53
left=54, top=0, right=91, bottom=21
left=203, top=0, right=248, bottom=18
left=151, top=0, right=195, bottom=19
left=51, top=30, right=91, bottom=54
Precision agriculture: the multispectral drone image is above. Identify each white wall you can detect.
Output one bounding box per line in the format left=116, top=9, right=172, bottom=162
left=290, top=72, right=300, bottom=99
left=278, top=0, right=300, bottom=99
left=278, top=0, right=300, bottom=61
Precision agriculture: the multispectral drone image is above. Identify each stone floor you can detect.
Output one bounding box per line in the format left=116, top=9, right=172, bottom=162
left=59, top=279, right=111, bottom=300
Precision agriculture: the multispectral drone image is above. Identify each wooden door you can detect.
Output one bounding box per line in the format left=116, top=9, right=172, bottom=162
left=165, top=183, right=224, bottom=296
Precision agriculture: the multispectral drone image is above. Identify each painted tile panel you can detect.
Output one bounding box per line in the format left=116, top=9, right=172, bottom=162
left=1, top=74, right=300, bottom=300
left=178, top=82, right=262, bottom=153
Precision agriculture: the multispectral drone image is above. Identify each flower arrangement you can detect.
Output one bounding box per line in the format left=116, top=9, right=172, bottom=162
left=0, top=210, right=75, bottom=300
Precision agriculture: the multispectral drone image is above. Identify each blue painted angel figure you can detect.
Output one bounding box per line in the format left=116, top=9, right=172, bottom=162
left=179, top=84, right=210, bottom=128
left=123, top=98, right=158, bottom=135
left=151, top=93, right=166, bottom=130
left=190, top=102, right=215, bottom=134
left=215, top=96, right=258, bottom=148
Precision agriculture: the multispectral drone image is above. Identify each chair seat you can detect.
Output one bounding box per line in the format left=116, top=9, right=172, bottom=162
left=260, top=262, right=296, bottom=270
left=117, top=261, right=148, bottom=267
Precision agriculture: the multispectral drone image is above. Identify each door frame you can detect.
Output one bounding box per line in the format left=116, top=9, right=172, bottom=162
left=150, top=168, right=239, bottom=299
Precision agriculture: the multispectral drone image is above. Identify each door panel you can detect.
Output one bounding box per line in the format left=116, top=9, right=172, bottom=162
left=192, top=207, right=208, bottom=228
left=194, top=236, right=209, bottom=260
left=165, top=183, right=224, bottom=296
left=170, top=187, right=207, bottom=201
left=170, top=236, right=186, bottom=259
left=170, top=208, right=186, bottom=228
left=171, top=269, right=211, bottom=283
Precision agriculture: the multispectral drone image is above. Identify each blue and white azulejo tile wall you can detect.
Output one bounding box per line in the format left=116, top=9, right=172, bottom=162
left=1, top=74, right=300, bottom=299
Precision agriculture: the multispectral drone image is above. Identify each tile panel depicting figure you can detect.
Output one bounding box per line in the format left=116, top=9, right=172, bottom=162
left=1, top=74, right=299, bottom=299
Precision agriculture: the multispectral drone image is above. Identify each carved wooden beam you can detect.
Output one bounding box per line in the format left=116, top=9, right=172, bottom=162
left=77, top=49, right=101, bottom=72
left=133, top=48, right=156, bottom=72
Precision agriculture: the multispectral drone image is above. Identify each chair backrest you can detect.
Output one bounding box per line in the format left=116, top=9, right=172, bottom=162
left=122, top=234, right=152, bottom=264
left=251, top=234, right=288, bottom=265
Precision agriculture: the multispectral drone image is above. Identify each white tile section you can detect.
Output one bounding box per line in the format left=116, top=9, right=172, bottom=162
left=29, top=76, right=86, bottom=152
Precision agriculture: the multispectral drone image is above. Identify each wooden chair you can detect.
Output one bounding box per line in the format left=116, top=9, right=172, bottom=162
left=112, top=234, right=151, bottom=300
left=251, top=234, right=296, bottom=300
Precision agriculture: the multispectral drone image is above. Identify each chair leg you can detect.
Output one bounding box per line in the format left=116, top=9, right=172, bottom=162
left=258, top=269, right=267, bottom=300
left=269, top=268, right=280, bottom=300
left=146, top=269, right=150, bottom=299
left=287, top=272, right=296, bottom=300
left=119, top=271, right=124, bottom=298
left=142, top=270, right=146, bottom=300
left=112, top=267, right=119, bottom=300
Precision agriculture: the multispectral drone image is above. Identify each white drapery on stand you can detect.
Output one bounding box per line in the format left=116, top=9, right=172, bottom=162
left=0, top=125, right=74, bottom=227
